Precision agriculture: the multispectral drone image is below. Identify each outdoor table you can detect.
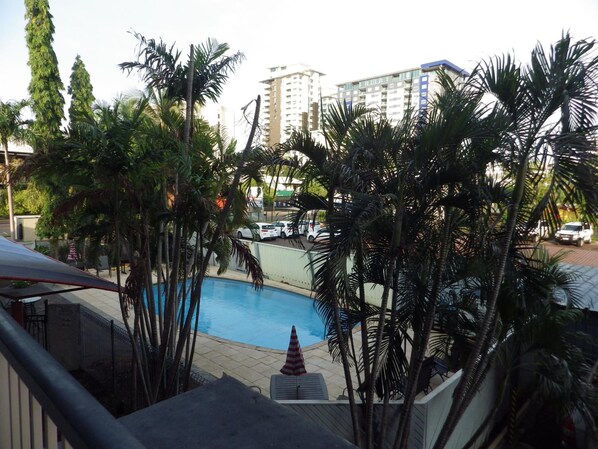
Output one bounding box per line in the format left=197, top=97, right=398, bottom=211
left=20, top=296, right=41, bottom=315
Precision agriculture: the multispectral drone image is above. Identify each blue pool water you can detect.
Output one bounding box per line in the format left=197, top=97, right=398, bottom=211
left=154, top=278, right=326, bottom=350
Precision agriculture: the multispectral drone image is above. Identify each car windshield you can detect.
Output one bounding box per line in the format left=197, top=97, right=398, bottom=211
left=262, top=225, right=275, bottom=230
left=562, top=224, right=582, bottom=231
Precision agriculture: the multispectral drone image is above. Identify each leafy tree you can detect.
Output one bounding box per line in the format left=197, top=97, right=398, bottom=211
left=0, top=99, right=30, bottom=239
left=25, top=0, right=65, bottom=143
left=67, top=55, right=95, bottom=123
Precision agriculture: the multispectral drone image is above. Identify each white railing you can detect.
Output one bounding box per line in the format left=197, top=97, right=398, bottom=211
left=0, top=307, right=146, bottom=449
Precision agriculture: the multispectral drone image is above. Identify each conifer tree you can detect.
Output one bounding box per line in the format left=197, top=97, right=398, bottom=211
left=25, top=0, right=65, bottom=143
left=67, top=55, right=95, bottom=123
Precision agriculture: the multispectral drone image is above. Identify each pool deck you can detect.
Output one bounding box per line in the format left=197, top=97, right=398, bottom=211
left=65, top=268, right=360, bottom=399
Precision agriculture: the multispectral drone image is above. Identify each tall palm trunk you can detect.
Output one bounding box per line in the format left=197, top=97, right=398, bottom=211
left=166, top=95, right=262, bottom=397
left=325, top=185, right=363, bottom=448
left=395, top=204, right=455, bottom=449
left=2, top=141, right=15, bottom=240
left=431, top=158, right=529, bottom=449
left=365, top=188, right=405, bottom=449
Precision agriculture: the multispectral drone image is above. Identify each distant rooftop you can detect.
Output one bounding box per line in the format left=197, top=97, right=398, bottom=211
left=337, top=60, right=468, bottom=87
left=7, top=142, right=33, bottom=155
left=421, top=59, right=469, bottom=76
left=261, top=63, right=325, bottom=83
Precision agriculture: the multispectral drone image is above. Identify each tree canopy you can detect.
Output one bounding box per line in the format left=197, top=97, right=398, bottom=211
left=68, top=55, right=95, bottom=123
left=25, top=0, right=65, bottom=143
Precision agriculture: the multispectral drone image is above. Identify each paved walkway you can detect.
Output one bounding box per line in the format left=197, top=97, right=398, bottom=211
left=66, top=269, right=356, bottom=399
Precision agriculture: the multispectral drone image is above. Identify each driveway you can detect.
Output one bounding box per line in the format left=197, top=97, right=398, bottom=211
left=542, top=240, right=598, bottom=268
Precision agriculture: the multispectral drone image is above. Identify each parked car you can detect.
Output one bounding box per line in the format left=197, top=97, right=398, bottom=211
left=554, top=222, right=593, bottom=246
left=307, top=228, right=338, bottom=243
left=300, top=221, right=322, bottom=237
left=528, top=220, right=550, bottom=242
left=518, top=220, right=550, bottom=242
left=236, top=223, right=278, bottom=241
left=271, top=221, right=299, bottom=239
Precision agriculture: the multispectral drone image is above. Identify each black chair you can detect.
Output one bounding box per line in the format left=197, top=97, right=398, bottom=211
left=431, top=357, right=449, bottom=381
left=399, top=356, right=436, bottom=397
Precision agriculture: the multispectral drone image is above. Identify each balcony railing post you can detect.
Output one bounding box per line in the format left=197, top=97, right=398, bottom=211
left=0, top=354, right=11, bottom=448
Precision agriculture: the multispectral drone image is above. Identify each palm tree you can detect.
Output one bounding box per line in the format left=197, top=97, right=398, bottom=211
left=282, top=34, right=598, bottom=449
left=431, top=33, right=598, bottom=449
left=0, top=99, right=29, bottom=240
left=120, top=32, right=244, bottom=118
left=281, top=100, right=373, bottom=446
left=34, top=91, right=266, bottom=405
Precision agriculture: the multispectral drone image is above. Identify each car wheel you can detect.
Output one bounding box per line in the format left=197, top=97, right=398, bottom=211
left=577, top=238, right=584, bottom=247
left=237, top=231, right=243, bottom=239
left=282, top=232, right=287, bottom=239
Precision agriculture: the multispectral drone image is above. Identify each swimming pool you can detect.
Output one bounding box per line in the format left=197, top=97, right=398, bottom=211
left=154, top=277, right=326, bottom=350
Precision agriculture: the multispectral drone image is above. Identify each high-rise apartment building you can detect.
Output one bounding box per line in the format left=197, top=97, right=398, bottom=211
left=336, top=60, right=468, bottom=123
left=261, top=64, right=324, bottom=147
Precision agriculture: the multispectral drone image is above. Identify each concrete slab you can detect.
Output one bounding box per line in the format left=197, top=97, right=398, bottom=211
left=119, top=375, right=356, bottom=449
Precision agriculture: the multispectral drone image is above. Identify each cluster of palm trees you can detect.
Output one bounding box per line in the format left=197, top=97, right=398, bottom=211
left=12, top=34, right=275, bottom=407
left=276, top=34, right=598, bottom=448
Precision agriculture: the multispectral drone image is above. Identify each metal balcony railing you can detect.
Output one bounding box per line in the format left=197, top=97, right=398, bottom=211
left=0, top=307, right=146, bottom=449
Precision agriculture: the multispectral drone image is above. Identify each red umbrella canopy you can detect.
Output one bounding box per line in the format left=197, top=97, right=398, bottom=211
left=280, top=325, right=307, bottom=376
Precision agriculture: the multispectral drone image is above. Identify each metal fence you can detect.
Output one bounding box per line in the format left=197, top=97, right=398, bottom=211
left=22, top=299, right=215, bottom=415
left=77, top=306, right=215, bottom=413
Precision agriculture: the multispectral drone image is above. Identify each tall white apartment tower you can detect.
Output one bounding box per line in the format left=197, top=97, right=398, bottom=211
left=261, top=64, right=324, bottom=147
left=336, top=60, right=468, bottom=123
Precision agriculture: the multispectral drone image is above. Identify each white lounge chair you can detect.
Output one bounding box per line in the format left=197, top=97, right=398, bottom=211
left=270, top=373, right=329, bottom=400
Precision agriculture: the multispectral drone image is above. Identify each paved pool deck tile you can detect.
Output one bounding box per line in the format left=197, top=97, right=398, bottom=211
left=64, top=268, right=362, bottom=399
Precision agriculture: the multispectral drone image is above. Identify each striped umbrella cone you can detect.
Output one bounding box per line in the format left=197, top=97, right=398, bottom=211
left=280, top=325, right=307, bottom=375
left=66, top=242, right=78, bottom=262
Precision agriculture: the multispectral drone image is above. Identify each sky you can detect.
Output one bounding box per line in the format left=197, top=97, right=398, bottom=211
left=1, top=0, right=598, bottom=137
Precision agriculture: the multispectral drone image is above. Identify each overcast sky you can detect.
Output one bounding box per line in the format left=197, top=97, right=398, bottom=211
left=2, top=0, right=598, bottom=126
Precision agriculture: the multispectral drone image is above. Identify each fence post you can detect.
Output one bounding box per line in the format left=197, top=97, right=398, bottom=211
left=111, top=320, right=116, bottom=395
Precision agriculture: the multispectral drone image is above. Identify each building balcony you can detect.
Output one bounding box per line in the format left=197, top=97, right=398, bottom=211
left=0, top=306, right=146, bottom=449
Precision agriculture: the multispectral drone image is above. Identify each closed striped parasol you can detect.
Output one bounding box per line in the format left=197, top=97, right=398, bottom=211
left=280, top=325, right=307, bottom=376
left=66, top=242, right=79, bottom=262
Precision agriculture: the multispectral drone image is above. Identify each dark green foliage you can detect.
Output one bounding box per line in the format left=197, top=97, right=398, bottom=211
left=25, top=0, right=65, bottom=143
left=68, top=55, right=95, bottom=123
left=279, top=33, right=598, bottom=449
left=120, top=32, right=245, bottom=108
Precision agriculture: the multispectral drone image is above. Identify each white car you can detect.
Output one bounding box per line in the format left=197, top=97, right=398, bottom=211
left=528, top=220, right=549, bottom=242
left=307, top=228, right=337, bottom=243
left=555, top=222, right=593, bottom=246
left=271, top=221, right=299, bottom=239
left=301, top=221, right=322, bottom=237
left=236, top=222, right=278, bottom=241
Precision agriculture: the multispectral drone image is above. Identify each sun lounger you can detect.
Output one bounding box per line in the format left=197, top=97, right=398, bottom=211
left=270, top=373, right=329, bottom=400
